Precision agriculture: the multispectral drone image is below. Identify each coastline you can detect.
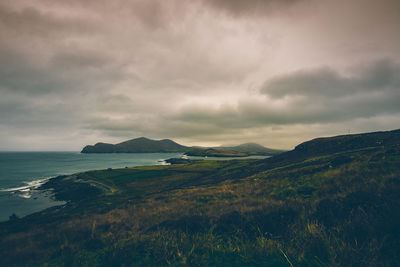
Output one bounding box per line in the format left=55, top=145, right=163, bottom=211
left=0, top=178, right=66, bottom=222
left=0, top=152, right=184, bottom=222
left=1, top=154, right=272, bottom=222
left=1, top=130, right=400, bottom=266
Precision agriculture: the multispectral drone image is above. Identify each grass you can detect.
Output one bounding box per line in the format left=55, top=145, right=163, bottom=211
left=0, top=140, right=400, bottom=266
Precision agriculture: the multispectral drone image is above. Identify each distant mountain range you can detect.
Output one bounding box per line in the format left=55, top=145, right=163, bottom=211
left=81, top=137, right=283, bottom=156
left=185, top=143, right=283, bottom=157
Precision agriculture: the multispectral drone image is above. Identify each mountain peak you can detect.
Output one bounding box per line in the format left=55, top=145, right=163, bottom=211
left=82, top=137, right=187, bottom=153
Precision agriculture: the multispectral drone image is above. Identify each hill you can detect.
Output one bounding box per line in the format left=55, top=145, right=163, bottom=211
left=257, top=129, right=400, bottom=170
left=1, top=129, right=400, bottom=266
left=227, top=142, right=280, bottom=153
left=82, top=137, right=282, bottom=156
left=81, top=137, right=188, bottom=153
left=185, top=143, right=283, bottom=157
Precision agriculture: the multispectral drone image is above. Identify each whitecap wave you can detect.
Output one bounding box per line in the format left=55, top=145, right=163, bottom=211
left=19, top=193, right=32, bottom=199
left=157, top=159, right=171, bottom=166
left=0, top=177, right=50, bottom=193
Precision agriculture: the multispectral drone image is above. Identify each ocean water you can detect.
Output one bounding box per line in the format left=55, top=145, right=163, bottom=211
left=187, top=155, right=269, bottom=161
left=0, top=152, right=182, bottom=222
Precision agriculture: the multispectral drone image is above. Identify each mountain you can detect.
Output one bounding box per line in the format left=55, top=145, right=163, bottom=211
left=224, top=142, right=283, bottom=154
left=184, top=147, right=248, bottom=157
left=81, top=137, right=282, bottom=156
left=1, top=129, right=400, bottom=266
left=81, top=137, right=188, bottom=153
left=185, top=142, right=283, bottom=157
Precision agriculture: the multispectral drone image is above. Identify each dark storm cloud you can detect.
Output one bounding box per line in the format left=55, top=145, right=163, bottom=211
left=43, top=0, right=184, bottom=29
left=200, top=0, right=305, bottom=16
left=0, top=45, right=123, bottom=96
left=173, top=60, right=400, bottom=129
left=0, top=91, right=83, bottom=136
left=0, top=3, right=95, bottom=37
left=262, top=59, right=400, bottom=99
left=50, top=50, right=111, bottom=70
left=0, top=3, right=115, bottom=96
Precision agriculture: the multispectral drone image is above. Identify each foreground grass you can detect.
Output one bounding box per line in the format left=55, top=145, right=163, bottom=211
left=1, top=139, right=400, bottom=266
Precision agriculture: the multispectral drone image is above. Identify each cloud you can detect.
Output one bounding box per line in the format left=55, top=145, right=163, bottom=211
left=199, top=0, right=306, bottom=17
left=0, top=0, right=400, bottom=150
left=262, top=59, right=400, bottom=99
left=0, top=3, right=95, bottom=38
left=166, top=59, right=400, bottom=143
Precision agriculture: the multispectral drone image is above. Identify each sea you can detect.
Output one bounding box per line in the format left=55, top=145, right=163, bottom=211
left=0, top=152, right=182, bottom=222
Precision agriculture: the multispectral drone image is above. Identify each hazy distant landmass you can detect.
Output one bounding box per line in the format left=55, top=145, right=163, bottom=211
left=185, top=143, right=283, bottom=157
left=81, top=137, right=188, bottom=153
left=81, top=137, right=283, bottom=156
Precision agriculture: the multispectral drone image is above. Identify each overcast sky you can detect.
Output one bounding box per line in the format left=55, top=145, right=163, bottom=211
left=1, top=0, right=400, bottom=151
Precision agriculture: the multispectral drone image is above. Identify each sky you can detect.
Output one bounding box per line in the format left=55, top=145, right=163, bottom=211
left=0, top=0, right=400, bottom=151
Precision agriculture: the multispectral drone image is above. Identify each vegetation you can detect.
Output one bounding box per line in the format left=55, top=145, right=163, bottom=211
left=1, top=129, right=400, bottom=266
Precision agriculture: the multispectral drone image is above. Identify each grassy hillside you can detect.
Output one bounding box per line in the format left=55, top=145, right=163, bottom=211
left=1, top=129, right=400, bottom=266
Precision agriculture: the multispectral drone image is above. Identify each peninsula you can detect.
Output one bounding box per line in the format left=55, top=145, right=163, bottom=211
left=81, top=137, right=283, bottom=156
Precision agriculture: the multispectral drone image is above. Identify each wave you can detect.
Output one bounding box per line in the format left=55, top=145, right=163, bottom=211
left=157, top=159, right=171, bottom=166
left=0, top=177, right=51, bottom=193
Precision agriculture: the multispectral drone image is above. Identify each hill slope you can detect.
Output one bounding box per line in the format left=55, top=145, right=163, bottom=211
left=256, top=128, right=400, bottom=171
left=1, top=129, right=400, bottom=266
